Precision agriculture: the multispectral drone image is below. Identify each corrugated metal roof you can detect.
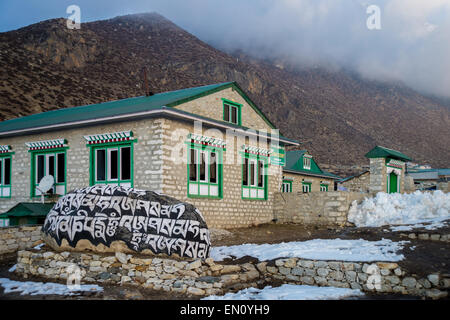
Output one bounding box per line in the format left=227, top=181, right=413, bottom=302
left=365, top=146, right=412, bottom=162
left=0, top=202, right=55, bottom=218
left=0, top=82, right=232, bottom=134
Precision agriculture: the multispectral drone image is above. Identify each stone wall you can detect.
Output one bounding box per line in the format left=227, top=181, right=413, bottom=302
left=282, top=172, right=334, bottom=193
left=261, top=257, right=449, bottom=299
left=273, top=192, right=367, bottom=226
left=339, top=171, right=370, bottom=193
left=16, top=249, right=261, bottom=297
left=15, top=249, right=449, bottom=299
left=0, top=225, right=41, bottom=255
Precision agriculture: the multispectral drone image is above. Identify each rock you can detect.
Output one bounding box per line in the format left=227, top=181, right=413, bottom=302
left=401, top=277, right=417, bottom=288
left=292, top=267, right=304, bottom=276
left=408, top=233, right=417, bottom=239
left=241, top=263, right=257, bottom=272
left=317, top=268, right=329, bottom=277
left=278, top=267, right=291, bottom=275
left=430, top=234, right=441, bottom=241
left=43, top=252, right=54, bottom=259
left=300, top=276, right=314, bottom=285
left=380, top=269, right=390, bottom=276
left=256, top=262, right=267, bottom=273
left=418, top=233, right=429, bottom=240
left=115, top=252, right=129, bottom=264
left=205, top=258, right=215, bottom=266
left=394, top=268, right=402, bottom=276
left=186, top=260, right=202, bottom=270
left=427, top=274, right=440, bottom=286
left=426, top=289, right=448, bottom=300
left=197, top=276, right=220, bottom=283
left=266, top=266, right=278, bottom=274
left=41, top=185, right=210, bottom=259
left=442, top=278, right=450, bottom=288
left=299, top=260, right=314, bottom=269
left=275, top=259, right=285, bottom=267
left=376, top=262, right=398, bottom=270
left=210, top=264, right=223, bottom=272
left=99, top=272, right=111, bottom=280
left=344, top=271, right=356, bottom=282
left=246, top=270, right=260, bottom=280
left=284, top=258, right=297, bottom=268
left=385, top=276, right=400, bottom=285
left=220, top=265, right=241, bottom=274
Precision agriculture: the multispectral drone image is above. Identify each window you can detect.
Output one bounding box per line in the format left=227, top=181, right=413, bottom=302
left=303, top=156, right=311, bottom=170
left=32, top=151, right=66, bottom=196
left=0, top=156, right=11, bottom=198
left=91, top=144, right=133, bottom=187
left=320, top=184, right=328, bottom=192
left=282, top=180, right=292, bottom=193
left=242, top=154, right=267, bottom=200
left=223, top=99, right=242, bottom=125
left=302, top=182, right=311, bottom=193
left=188, top=145, right=222, bottom=198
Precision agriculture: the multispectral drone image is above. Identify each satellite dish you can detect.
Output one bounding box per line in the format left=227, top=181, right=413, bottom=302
left=37, top=175, right=54, bottom=194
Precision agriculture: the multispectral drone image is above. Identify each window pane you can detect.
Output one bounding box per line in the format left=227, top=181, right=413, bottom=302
left=57, top=153, right=65, bottom=183
left=37, top=155, right=45, bottom=183
left=48, top=155, right=55, bottom=178
left=110, top=149, right=118, bottom=180
left=210, top=152, right=217, bottom=183
left=243, top=158, right=248, bottom=186
left=96, top=149, right=106, bottom=181
left=224, top=104, right=230, bottom=122
left=258, top=160, right=264, bottom=187
left=0, top=160, right=2, bottom=185
left=121, top=147, right=131, bottom=180
left=231, top=106, right=237, bottom=124
left=250, top=161, right=255, bottom=186
left=189, top=148, right=197, bottom=181
left=200, top=152, right=206, bottom=181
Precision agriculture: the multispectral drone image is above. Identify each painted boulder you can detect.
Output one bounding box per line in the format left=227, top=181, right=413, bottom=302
left=42, top=185, right=210, bottom=259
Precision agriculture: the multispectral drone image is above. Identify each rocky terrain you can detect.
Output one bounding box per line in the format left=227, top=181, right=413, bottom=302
left=0, top=13, right=449, bottom=172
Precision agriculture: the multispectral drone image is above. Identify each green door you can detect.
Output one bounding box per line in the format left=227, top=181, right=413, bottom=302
left=389, top=172, right=398, bottom=193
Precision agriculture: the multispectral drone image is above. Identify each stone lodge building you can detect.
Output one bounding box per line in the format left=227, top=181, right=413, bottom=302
left=281, top=150, right=340, bottom=193
left=0, top=82, right=301, bottom=229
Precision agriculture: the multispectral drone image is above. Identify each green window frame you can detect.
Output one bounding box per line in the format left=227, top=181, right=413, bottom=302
left=222, top=98, right=242, bottom=126
left=303, top=156, right=311, bottom=170
left=302, top=181, right=312, bottom=193
left=88, top=141, right=134, bottom=187
left=30, top=149, right=67, bottom=197
left=0, top=154, right=12, bottom=198
left=242, top=152, right=268, bottom=200
left=0, top=218, right=9, bottom=227
left=282, top=179, right=293, bottom=193
left=187, top=143, right=223, bottom=199
left=320, top=184, right=328, bottom=192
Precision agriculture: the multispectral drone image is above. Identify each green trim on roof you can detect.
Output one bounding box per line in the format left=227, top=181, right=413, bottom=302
left=0, top=202, right=55, bottom=218
left=0, top=81, right=281, bottom=136
left=283, top=150, right=341, bottom=180
left=365, top=146, right=412, bottom=162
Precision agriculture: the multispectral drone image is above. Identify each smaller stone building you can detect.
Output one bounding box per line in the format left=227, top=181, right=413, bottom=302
left=407, top=168, right=450, bottom=192
left=281, top=150, right=340, bottom=193
left=365, top=146, right=411, bottom=194
left=337, top=170, right=370, bottom=193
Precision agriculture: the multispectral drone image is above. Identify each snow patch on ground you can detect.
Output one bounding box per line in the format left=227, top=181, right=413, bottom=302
left=8, top=265, right=16, bottom=273
left=0, top=278, right=103, bottom=296
left=348, top=191, right=450, bottom=228
left=210, top=238, right=408, bottom=262
left=389, top=217, right=449, bottom=232
left=203, top=284, right=364, bottom=300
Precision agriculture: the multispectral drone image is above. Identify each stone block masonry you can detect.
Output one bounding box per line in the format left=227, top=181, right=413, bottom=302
left=15, top=249, right=449, bottom=299
left=0, top=225, right=41, bottom=255
left=273, top=192, right=367, bottom=227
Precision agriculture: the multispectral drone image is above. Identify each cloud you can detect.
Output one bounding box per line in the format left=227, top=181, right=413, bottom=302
left=148, top=0, right=450, bottom=98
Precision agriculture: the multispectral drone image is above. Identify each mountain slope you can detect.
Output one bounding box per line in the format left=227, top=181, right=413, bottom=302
left=0, top=13, right=449, bottom=171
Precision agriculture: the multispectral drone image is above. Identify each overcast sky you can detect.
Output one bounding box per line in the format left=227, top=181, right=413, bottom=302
left=1, top=0, right=449, bottom=98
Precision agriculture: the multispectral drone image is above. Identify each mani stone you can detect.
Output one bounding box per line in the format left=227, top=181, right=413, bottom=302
left=41, top=185, right=211, bottom=259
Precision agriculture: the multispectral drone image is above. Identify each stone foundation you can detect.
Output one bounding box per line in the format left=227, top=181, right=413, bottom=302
left=15, top=249, right=449, bottom=299
left=0, top=226, right=41, bottom=255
